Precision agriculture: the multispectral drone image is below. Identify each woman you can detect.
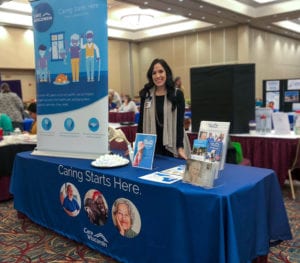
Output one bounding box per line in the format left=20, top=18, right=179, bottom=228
left=119, top=94, right=138, bottom=113
left=0, top=82, right=24, bottom=130
left=27, top=102, right=37, bottom=134
left=137, top=58, right=189, bottom=159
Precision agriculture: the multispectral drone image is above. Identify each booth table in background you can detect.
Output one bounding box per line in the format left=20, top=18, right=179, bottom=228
left=10, top=152, right=291, bottom=263
left=0, top=135, right=36, bottom=201
left=230, top=132, right=300, bottom=186
left=109, top=111, right=135, bottom=123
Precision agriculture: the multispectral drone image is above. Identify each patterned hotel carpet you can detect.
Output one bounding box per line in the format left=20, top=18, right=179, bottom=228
left=0, top=184, right=299, bottom=263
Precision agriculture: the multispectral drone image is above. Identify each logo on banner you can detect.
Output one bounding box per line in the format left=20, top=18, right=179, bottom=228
left=84, top=228, right=108, bottom=247
left=32, top=3, right=54, bottom=32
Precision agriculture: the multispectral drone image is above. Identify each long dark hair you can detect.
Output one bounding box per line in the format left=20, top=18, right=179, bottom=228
left=139, top=58, right=177, bottom=110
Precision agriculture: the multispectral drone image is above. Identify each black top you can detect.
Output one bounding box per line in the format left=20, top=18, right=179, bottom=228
left=138, top=89, right=185, bottom=156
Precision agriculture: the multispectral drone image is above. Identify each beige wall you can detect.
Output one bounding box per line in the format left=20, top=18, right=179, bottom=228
left=1, top=25, right=300, bottom=102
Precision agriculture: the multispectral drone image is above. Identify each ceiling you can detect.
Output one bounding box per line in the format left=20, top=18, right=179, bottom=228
left=0, top=0, right=299, bottom=41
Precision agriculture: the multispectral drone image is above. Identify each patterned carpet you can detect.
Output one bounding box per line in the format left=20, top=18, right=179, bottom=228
left=0, top=183, right=299, bottom=263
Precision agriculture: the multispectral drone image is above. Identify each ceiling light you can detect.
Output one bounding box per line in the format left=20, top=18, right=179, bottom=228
left=253, top=0, right=278, bottom=3
left=121, top=13, right=154, bottom=27
left=274, top=20, right=300, bottom=33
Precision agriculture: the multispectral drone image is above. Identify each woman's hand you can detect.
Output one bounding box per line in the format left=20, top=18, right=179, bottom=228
left=116, top=216, right=125, bottom=236
left=177, top=147, right=187, bottom=160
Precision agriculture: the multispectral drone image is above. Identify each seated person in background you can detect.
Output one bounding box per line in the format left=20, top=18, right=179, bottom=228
left=27, top=102, right=37, bottom=134
left=109, top=89, right=122, bottom=108
left=119, top=94, right=138, bottom=113
left=0, top=113, right=13, bottom=135
left=109, top=93, right=117, bottom=111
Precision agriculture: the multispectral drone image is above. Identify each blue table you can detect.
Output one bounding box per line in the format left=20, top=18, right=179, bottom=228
left=10, top=152, right=292, bottom=263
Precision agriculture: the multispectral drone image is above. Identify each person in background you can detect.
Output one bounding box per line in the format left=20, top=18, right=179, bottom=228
left=138, top=58, right=189, bottom=159
left=267, top=101, right=275, bottom=110
left=119, top=94, right=138, bottom=113
left=27, top=102, right=37, bottom=134
left=0, top=82, right=24, bottom=131
left=109, top=92, right=117, bottom=111
left=174, top=76, right=184, bottom=93
left=0, top=113, right=13, bottom=135
left=109, top=89, right=122, bottom=108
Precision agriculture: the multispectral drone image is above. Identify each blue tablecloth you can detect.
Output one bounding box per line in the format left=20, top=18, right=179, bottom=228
left=10, top=152, right=292, bottom=263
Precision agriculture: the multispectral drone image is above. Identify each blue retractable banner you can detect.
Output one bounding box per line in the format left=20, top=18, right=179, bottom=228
left=31, top=0, right=108, bottom=158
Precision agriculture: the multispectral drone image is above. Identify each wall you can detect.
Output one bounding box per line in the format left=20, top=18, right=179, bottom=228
left=0, top=25, right=300, bottom=102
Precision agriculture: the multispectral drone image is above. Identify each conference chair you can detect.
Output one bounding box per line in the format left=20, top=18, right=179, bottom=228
left=230, top=141, right=251, bottom=166
left=288, top=139, right=300, bottom=200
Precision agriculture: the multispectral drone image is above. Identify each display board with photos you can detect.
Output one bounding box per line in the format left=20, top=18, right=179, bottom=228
left=263, top=78, right=300, bottom=112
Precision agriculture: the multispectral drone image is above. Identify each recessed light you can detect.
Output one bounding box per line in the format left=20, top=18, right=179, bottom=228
left=188, top=13, right=192, bottom=16
left=199, top=5, right=203, bottom=8
left=167, top=7, right=172, bottom=11
left=253, top=0, right=277, bottom=3
left=202, top=16, right=206, bottom=20
left=217, top=10, right=221, bottom=14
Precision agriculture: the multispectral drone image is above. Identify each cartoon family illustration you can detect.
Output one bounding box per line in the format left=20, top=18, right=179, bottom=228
left=36, top=29, right=100, bottom=84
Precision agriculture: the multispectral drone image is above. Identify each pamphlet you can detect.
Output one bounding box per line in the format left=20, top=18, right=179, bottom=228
left=160, top=165, right=186, bottom=176
left=183, top=159, right=218, bottom=188
left=132, top=133, right=157, bottom=169
left=272, top=112, right=291, bottom=135
left=198, top=121, right=230, bottom=170
left=139, top=165, right=185, bottom=184
left=191, top=139, right=208, bottom=161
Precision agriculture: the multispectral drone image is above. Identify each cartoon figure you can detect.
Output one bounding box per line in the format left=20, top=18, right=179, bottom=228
left=69, top=33, right=81, bottom=82
left=81, top=30, right=100, bottom=82
left=37, top=44, right=49, bottom=82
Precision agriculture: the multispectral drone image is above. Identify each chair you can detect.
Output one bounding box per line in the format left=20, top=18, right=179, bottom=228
left=230, top=141, right=251, bottom=166
left=288, top=139, right=300, bottom=200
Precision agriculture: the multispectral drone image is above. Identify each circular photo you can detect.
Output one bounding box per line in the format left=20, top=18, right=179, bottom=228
left=60, top=183, right=81, bottom=217
left=112, top=198, right=141, bottom=238
left=84, top=189, right=108, bottom=226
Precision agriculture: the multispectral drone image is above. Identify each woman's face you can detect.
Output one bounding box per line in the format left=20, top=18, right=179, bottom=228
left=189, top=162, right=200, bottom=178
left=116, top=203, right=131, bottom=230
left=152, top=63, right=166, bottom=88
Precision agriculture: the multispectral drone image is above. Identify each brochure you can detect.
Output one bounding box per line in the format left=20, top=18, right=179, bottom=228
left=132, top=133, right=157, bottom=169
left=191, top=139, right=208, bottom=161
left=198, top=121, right=230, bottom=170
left=160, top=165, right=186, bottom=177
left=183, top=159, right=218, bottom=188
left=272, top=112, right=291, bottom=135
left=139, top=165, right=185, bottom=184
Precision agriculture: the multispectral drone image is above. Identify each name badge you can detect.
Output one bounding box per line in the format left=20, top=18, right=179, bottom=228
left=145, top=101, right=151, bottom=108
